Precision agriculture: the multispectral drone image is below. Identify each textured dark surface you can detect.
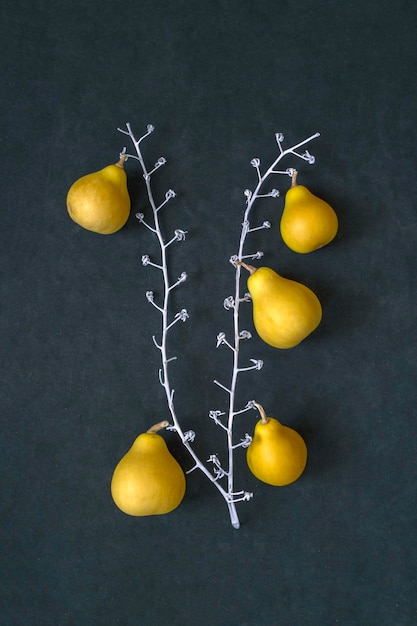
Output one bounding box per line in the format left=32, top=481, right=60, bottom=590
left=1, top=2, right=417, bottom=625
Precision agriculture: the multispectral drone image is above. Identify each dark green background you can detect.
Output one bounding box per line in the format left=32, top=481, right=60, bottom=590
left=2, top=1, right=416, bottom=624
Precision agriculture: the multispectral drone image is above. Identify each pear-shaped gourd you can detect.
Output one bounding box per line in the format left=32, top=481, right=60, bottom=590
left=280, top=170, right=338, bottom=253
left=111, top=420, right=186, bottom=516
left=67, top=155, right=130, bottom=234
left=240, top=263, right=322, bottom=349
left=247, top=404, right=307, bottom=486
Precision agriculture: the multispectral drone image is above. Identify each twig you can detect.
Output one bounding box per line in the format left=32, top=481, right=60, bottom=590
left=119, top=124, right=320, bottom=529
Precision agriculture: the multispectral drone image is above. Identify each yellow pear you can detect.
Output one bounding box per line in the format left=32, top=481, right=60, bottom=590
left=67, top=155, right=130, bottom=234
left=240, top=263, right=322, bottom=349
left=111, top=421, right=186, bottom=516
left=247, top=404, right=307, bottom=486
left=280, top=170, right=338, bottom=253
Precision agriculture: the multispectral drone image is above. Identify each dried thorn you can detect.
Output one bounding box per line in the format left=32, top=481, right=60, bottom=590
left=135, top=123, right=155, bottom=146
left=241, top=433, right=252, bottom=448
left=216, top=332, right=226, bottom=347
left=233, top=402, right=255, bottom=416
left=238, top=359, right=263, bottom=373
left=213, top=379, right=232, bottom=395
left=223, top=296, right=235, bottom=310
left=207, top=454, right=228, bottom=480
left=304, top=150, right=315, bottom=164
left=183, top=430, right=196, bottom=443
left=147, top=157, right=167, bottom=177
left=169, top=272, right=187, bottom=291
left=232, top=433, right=252, bottom=449
left=152, top=334, right=162, bottom=349
left=248, top=221, right=271, bottom=233
left=177, top=308, right=189, bottom=322
left=165, top=229, right=187, bottom=248
left=241, top=251, right=263, bottom=260
left=251, top=358, right=264, bottom=370
left=209, top=410, right=229, bottom=432
left=146, top=292, right=163, bottom=313
left=142, top=255, right=163, bottom=270
left=270, top=168, right=294, bottom=176
left=227, top=491, right=253, bottom=503
left=166, top=309, right=189, bottom=331
left=216, top=333, right=236, bottom=352
left=156, top=189, right=176, bottom=212
left=243, top=189, right=252, bottom=203
left=174, top=229, right=187, bottom=241
left=137, top=215, right=157, bottom=233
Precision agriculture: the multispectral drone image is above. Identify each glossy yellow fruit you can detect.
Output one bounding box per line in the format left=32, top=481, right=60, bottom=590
left=241, top=263, right=322, bottom=349
left=247, top=404, right=307, bottom=486
left=111, top=421, right=186, bottom=516
left=280, top=170, right=338, bottom=253
left=67, top=155, right=130, bottom=234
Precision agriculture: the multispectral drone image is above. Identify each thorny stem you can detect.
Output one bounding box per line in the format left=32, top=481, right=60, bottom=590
left=147, top=420, right=170, bottom=434
left=118, top=124, right=319, bottom=529
left=223, top=131, right=320, bottom=526
left=118, top=123, right=244, bottom=528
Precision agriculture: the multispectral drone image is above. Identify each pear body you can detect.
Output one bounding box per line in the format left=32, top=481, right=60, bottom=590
left=247, top=267, right=322, bottom=349
left=247, top=416, right=307, bottom=486
left=111, top=432, right=186, bottom=516
left=67, top=158, right=130, bottom=234
left=280, top=184, right=338, bottom=253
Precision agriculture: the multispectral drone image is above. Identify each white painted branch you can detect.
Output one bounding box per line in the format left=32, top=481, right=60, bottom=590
left=119, top=123, right=320, bottom=529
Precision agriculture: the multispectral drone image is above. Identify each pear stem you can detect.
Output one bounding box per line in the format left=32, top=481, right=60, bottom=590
left=116, top=154, right=127, bottom=168
left=234, top=261, right=257, bottom=275
left=291, top=169, right=298, bottom=187
left=254, top=403, right=269, bottom=425
left=147, top=420, right=170, bottom=434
